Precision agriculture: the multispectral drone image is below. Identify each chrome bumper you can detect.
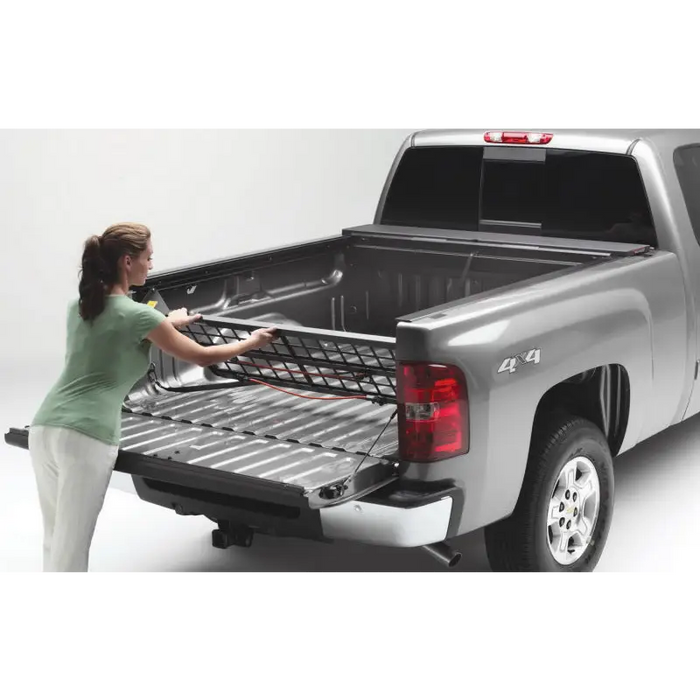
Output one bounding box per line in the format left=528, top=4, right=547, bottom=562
left=319, top=496, right=453, bottom=547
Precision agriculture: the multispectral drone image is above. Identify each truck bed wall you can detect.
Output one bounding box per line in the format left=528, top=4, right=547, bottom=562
left=394, top=250, right=686, bottom=535
left=154, top=238, right=575, bottom=338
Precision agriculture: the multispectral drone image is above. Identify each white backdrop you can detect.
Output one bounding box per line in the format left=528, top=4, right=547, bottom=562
left=0, top=129, right=412, bottom=390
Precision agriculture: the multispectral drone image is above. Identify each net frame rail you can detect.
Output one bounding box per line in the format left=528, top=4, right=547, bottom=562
left=179, top=315, right=398, bottom=404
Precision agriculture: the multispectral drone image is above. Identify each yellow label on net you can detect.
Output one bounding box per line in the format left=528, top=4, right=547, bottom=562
left=147, top=300, right=158, bottom=308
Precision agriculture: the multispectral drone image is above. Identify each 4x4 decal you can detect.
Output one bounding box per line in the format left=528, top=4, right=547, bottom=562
left=498, top=349, right=541, bottom=374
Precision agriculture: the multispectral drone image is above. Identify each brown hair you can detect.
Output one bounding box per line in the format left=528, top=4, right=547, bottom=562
left=79, top=223, right=151, bottom=321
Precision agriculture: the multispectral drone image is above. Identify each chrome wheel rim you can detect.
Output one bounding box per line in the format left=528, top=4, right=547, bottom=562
left=547, top=456, right=601, bottom=566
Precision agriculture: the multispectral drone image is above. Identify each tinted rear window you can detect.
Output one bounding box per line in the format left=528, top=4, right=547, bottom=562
left=381, top=146, right=656, bottom=246
left=674, top=145, right=700, bottom=248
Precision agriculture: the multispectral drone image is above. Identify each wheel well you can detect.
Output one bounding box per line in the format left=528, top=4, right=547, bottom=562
left=533, top=365, right=630, bottom=456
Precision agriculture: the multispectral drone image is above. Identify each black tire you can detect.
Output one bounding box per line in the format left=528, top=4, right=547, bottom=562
left=484, top=413, right=614, bottom=572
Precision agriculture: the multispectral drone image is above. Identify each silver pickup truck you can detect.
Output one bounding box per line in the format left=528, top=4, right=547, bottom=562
left=7, top=129, right=700, bottom=572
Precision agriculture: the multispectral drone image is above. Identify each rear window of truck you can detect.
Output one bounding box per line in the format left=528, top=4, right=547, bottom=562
left=381, top=146, right=657, bottom=246
left=674, top=145, right=700, bottom=247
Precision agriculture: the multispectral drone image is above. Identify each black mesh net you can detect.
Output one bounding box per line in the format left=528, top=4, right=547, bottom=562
left=181, top=317, right=397, bottom=404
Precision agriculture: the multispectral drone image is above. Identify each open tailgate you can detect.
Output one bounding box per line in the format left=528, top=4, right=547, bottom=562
left=5, top=396, right=398, bottom=510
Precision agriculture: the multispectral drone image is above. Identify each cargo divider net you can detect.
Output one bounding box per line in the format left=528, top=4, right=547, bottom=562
left=180, top=315, right=397, bottom=404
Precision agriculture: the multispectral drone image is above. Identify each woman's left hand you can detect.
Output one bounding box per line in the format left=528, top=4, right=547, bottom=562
left=168, top=307, right=203, bottom=329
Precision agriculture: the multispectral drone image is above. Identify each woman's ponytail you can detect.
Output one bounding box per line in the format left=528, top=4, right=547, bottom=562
left=78, top=235, right=108, bottom=321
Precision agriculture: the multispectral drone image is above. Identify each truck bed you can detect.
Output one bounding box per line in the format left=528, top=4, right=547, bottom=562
left=116, top=229, right=641, bottom=509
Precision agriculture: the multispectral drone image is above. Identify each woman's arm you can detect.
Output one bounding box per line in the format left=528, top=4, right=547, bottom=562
left=146, top=320, right=277, bottom=367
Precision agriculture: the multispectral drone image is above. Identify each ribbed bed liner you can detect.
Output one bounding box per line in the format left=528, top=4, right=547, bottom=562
left=121, top=381, right=398, bottom=504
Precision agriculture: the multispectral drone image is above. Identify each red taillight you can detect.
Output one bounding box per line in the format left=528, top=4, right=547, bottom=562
left=484, top=131, right=553, bottom=145
left=397, top=362, right=469, bottom=462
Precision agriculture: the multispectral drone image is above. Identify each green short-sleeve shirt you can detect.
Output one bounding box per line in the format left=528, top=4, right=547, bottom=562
left=32, top=294, right=166, bottom=445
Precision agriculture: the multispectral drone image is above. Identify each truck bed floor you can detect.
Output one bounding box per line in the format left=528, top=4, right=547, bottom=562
left=122, top=382, right=398, bottom=493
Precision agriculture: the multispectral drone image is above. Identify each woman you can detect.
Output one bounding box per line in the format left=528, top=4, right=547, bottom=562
left=29, top=223, right=276, bottom=572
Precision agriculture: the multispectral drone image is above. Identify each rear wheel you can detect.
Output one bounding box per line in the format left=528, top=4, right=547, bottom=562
left=484, top=413, right=614, bottom=572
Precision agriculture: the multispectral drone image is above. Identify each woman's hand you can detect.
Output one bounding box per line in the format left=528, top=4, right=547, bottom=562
left=167, top=307, right=203, bottom=329
left=147, top=320, right=279, bottom=367
left=249, top=327, right=279, bottom=349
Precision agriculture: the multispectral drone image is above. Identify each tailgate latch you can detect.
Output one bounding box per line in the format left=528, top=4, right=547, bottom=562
left=318, top=482, right=348, bottom=501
